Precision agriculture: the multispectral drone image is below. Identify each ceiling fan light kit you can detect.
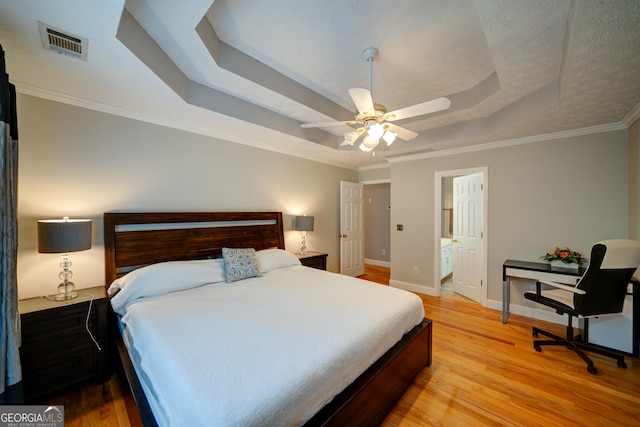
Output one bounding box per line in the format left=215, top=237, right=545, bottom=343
left=301, top=47, right=451, bottom=154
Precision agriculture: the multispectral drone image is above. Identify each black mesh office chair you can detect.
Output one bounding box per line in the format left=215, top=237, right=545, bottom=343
left=524, top=239, right=640, bottom=374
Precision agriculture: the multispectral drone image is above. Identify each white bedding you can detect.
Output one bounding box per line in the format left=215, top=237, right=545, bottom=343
left=114, top=259, right=425, bottom=426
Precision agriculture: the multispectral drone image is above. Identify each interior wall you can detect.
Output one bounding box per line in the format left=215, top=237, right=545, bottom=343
left=629, top=117, right=639, bottom=241
left=359, top=165, right=390, bottom=182
left=441, top=176, right=453, bottom=238
left=16, top=94, right=357, bottom=299
left=390, top=129, right=629, bottom=314
left=363, top=183, right=390, bottom=264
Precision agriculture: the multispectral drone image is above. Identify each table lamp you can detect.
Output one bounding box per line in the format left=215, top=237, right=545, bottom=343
left=294, top=215, right=314, bottom=255
left=38, top=216, right=92, bottom=300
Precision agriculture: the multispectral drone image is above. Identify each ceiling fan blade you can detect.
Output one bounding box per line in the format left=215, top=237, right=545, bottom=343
left=348, top=87, right=375, bottom=116
left=384, top=97, right=451, bottom=121
left=300, top=120, right=356, bottom=128
left=384, top=123, right=418, bottom=140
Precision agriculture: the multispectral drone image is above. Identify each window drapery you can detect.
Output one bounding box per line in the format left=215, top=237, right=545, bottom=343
left=0, top=44, right=23, bottom=403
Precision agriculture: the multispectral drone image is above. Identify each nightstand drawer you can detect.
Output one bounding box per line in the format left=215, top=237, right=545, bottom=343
left=21, top=345, right=96, bottom=399
left=296, top=252, right=328, bottom=270
left=21, top=342, right=96, bottom=377
left=21, top=306, right=94, bottom=351
left=302, top=256, right=326, bottom=270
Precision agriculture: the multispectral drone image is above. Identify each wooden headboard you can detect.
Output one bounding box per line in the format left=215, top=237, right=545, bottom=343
left=103, top=212, right=285, bottom=287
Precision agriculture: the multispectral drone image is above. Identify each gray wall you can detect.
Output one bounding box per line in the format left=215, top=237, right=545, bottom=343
left=359, top=165, right=390, bottom=182
left=441, top=176, right=453, bottom=238
left=389, top=130, right=630, bottom=315
left=16, top=94, right=357, bottom=299
left=630, top=117, right=639, bottom=241
left=363, top=183, right=390, bottom=264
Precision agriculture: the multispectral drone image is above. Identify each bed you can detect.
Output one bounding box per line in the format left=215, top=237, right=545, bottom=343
left=104, top=211, right=432, bottom=426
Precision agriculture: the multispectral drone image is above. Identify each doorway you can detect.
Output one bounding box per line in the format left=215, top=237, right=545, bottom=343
left=434, top=168, right=488, bottom=305
left=363, top=182, right=391, bottom=268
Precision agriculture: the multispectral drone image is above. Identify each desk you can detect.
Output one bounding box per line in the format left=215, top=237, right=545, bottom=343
left=503, top=259, right=639, bottom=357
left=502, top=259, right=585, bottom=323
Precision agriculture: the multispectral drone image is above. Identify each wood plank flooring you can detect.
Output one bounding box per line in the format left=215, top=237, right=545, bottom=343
left=46, top=265, right=640, bottom=426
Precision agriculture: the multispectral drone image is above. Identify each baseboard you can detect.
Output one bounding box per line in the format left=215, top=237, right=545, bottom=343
left=391, top=285, right=570, bottom=326
left=486, top=298, right=570, bottom=326
left=364, top=258, right=391, bottom=268
left=389, top=279, right=438, bottom=296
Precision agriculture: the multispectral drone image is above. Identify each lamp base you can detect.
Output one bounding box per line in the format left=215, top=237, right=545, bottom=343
left=45, top=291, right=78, bottom=301
left=300, top=231, right=307, bottom=255
left=45, top=280, right=78, bottom=301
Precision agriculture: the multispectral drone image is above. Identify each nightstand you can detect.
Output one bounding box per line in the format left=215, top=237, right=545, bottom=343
left=296, top=251, right=328, bottom=270
left=19, top=286, right=109, bottom=403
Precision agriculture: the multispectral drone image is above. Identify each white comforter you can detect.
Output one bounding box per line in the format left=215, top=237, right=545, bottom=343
left=118, top=265, right=424, bottom=426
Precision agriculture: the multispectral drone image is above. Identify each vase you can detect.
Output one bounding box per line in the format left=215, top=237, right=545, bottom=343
left=550, top=260, right=579, bottom=270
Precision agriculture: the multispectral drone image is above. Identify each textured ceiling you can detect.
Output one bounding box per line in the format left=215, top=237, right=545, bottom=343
left=1, top=0, right=639, bottom=170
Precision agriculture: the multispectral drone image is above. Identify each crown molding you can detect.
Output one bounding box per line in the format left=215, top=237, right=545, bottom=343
left=386, top=122, right=627, bottom=164
left=14, top=82, right=354, bottom=169
left=16, top=82, right=631, bottom=170
left=358, top=162, right=390, bottom=171
left=622, top=101, right=640, bottom=127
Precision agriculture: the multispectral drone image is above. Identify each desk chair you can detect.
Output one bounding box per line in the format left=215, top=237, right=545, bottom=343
left=524, top=239, right=640, bottom=374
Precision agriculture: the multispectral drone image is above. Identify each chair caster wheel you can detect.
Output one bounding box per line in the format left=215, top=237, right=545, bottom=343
left=617, top=360, right=627, bottom=369
left=534, top=345, right=541, bottom=352
left=587, top=365, right=598, bottom=375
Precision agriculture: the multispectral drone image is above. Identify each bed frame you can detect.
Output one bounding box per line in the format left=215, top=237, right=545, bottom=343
left=103, top=211, right=432, bottom=426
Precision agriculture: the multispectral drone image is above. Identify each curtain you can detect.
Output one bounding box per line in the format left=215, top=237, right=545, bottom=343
left=0, top=44, right=23, bottom=403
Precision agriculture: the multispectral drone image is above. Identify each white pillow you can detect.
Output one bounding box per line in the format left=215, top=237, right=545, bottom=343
left=109, top=259, right=225, bottom=315
left=256, top=248, right=301, bottom=273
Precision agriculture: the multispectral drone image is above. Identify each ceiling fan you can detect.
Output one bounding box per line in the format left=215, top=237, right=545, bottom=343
left=300, top=47, right=451, bottom=152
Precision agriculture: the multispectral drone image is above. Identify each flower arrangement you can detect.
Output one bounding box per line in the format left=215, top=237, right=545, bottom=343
left=540, top=247, right=584, bottom=265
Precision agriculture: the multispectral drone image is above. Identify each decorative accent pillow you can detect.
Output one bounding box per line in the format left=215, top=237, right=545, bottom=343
left=222, top=248, right=262, bottom=283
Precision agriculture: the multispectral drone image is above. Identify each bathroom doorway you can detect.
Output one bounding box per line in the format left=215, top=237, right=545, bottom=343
left=435, top=167, right=488, bottom=305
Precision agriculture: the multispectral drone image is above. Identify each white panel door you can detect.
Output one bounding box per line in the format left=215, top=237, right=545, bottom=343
left=340, top=181, right=364, bottom=277
left=452, top=173, right=483, bottom=303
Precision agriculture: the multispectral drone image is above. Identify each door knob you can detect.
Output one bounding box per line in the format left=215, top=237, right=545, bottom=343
left=451, top=239, right=458, bottom=243
left=340, top=234, right=348, bottom=238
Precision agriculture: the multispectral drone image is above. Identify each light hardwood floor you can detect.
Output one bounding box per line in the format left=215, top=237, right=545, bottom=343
left=48, top=265, right=640, bottom=426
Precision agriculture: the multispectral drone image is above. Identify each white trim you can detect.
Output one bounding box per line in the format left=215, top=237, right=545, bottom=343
left=485, top=299, right=574, bottom=327
left=13, top=83, right=354, bottom=170
left=387, top=123, right=626, bottom=163
left=622, top=101, right=640, bottom=127
left=389, top=279, right=437, bottom=296
left=364, top=258, right=390, bottom=268
left=360, top=179, right=391, bottom=185
left=16, top=81, right=633, bottom=167
left=359, top=163, right=390, bottom=171
left=434, top=167, right=488, bottom=307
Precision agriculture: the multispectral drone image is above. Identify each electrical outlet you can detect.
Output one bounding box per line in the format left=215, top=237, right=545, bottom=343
left=413, top=266, right=419, bottom=274
left=397, top=224, right=403, bottom=231
left=381, top=249, right=386, bottom=255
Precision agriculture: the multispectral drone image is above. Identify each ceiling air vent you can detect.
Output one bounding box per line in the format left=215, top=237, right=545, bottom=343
left=38, top=22, right=88, bottom=61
